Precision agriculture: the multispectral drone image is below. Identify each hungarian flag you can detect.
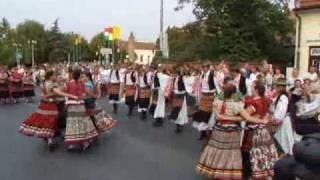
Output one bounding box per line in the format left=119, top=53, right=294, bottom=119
left=104, top=27, right=113, bottom=41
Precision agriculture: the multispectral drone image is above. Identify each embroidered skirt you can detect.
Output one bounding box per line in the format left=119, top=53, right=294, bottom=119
left=23, top=84, right=35, bottom=97
left=65, top=104, right=99, bottom=145
left=125, top=85, right=136, bottom=106
left=85, top=101, right=117, bottom=134
left=169, top=93, right=185, bottom=120
left=19, top=102, right=59, bottom=138
left=9, top=81, right=23, bottom=98
left=243, top=127, right=279, bottom=179
left=193, top=93, right=214, bottom=123
left=108, top=83, right=120, bottom=101
left=0, top=82, right=9, bottom=98
left=137, top=87, right=151, bottom=110
left=196, top=125, right=243, bottom=179
left=149, top=89, right=158, bottom=115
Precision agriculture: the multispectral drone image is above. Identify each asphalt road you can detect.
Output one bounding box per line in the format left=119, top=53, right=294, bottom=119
left=0, top=95, right=206, bottom=180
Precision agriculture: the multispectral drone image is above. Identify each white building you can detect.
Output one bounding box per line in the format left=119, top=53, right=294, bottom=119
left=120, top=33, right=157, bottom=65
left=294, top=0, right=320, bottom=75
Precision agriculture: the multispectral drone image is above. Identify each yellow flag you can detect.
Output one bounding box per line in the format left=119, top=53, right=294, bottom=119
left=74, top=34, right=82, bottom=45
left=113, top=26, right=121, bottom=40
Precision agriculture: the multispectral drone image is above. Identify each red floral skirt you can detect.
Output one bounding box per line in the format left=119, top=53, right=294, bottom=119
left=19, top=102, right=59, bottom=139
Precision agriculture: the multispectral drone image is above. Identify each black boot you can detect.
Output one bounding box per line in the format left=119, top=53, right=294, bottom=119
left=128, top=106, right=133, bottom=117
left=141, top=111, right=147, bottom=120
left=175, top=124, right=183, bottom=133
left=113, top=104, right=118, bottom=114
left=153, top=118, right=163, bottom=127
left=198, top=131, right=207, bottom=140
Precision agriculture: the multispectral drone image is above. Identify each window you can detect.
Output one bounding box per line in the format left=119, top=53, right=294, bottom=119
left=309, top=46, right=320, bottom=71
left=140, top=55, right=143, bottom=62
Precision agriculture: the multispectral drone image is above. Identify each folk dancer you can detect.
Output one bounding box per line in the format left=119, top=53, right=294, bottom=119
left=22, top=70, right=35, bottom=102
left=108, top=65, right=121, bottom=114
left=19, top=71, right=77, bottom=151
left=270, top=78, right=294, bottom=155
left=192, top=64, right=216, bottom=140
left=9, top=67, right=23, bottom=103
left=149, top=66, right=170, bottom=127
left=83, top=71, right=117, bottom=134
left=196, top=81, right=244, bottom=179
left=137, top=66, right=152, bottom=120
left=64, top=69, right=99, bottom=151
left=168, top=69, right=189, bottom=133
left=0, top=67, right=9, bottom=104
left=241, top=80, right=279, bottom=180
left=124, top=66, right=138, bottom=116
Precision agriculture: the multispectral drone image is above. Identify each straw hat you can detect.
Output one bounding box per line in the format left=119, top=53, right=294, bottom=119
left=275, top=78, right=287, bottom=86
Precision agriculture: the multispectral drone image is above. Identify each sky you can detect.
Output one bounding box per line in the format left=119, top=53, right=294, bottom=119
left=0, top=0, right=195, bottom=42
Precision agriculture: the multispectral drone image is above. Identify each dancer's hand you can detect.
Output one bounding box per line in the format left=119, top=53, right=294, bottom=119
left=260, top=115, right=270, bottom=124
left=71, top=95, right=78, bottom=100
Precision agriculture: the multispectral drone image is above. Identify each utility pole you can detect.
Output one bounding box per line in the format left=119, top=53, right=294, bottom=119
left=160, top=0, right=164, bottom=55
left=28, top=40, right=37, bottom=68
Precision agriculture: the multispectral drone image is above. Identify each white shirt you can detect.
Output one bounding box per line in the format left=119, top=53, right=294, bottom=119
left=138, top=73, right=150, bottom=88
left=201, top=71, right=215, bottom=93
left=110, top=69, right=120, bottom=84
left=119, top=68, right=127, bottom=83
left=125, top=71, right=137, bottom=86
left=100, top=69, right=110, bottom=84
left=272, top=95, right=289, bottom=121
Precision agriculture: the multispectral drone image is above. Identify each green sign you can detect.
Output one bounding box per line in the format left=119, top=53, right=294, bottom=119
left=16, top=52, right=22, bottom=60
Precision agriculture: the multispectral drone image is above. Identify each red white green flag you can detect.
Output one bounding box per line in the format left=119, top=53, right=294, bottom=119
left=104, top=27, right=113, bottom=41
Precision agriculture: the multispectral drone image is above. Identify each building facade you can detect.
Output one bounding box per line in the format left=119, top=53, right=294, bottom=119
left=120, top=33, right=157, bottom=65
left=295, top=0, right=320, bottom=75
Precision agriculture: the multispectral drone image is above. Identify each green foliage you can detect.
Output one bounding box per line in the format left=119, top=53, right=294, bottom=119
left=0, top=18, right=94, bottom=65
left=15, top=19, right=48, bottom=64
left=174, top=0, right=295, bottom=64
left=47, top=19, right=67, bottom=62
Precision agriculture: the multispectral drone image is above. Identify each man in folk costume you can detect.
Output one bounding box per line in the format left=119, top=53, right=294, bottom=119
left=137, top=66, right=152, bottom=120
left=119, top=63, right=128, bottom=101
left=168, top=68, right=189, bottom=133
left=124, top=65, right=138, bottom=116
left=149, top=65, right=170, bottom=127
left=193, top=64, right=216, bottom=140
left=108, top=64, right=121, bottom=114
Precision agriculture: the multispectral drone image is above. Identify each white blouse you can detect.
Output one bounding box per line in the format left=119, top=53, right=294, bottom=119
left=271, top=95, right=289, bottom=121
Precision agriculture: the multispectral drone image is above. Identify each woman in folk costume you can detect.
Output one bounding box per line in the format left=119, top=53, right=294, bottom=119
left=269, top=78, right=294, bottom=156
left=22, top=70, right=35, bottom=102
left=0, top=66, right=10, bottom=104
left=149, top=66, right=170, bottom=127
left=108, top=64, right=121, bottom=114
left=241, top=80, right=279, bottom=180
left=82, top=71, right=117, bottom=134
left=9, top=67, right=23, bottom=103
left=196, top=81, right=245, bottom=179
left=137, top=66, right=152, bottom=120
left=192, top=64, right=217, bottom=140
left=64, top=69, right=99, bottom=151
left=19, top=71, right=78, bottom=151
left=124, top=65, right=138, bottom=117
left=55, top=71, right=68, bottom=133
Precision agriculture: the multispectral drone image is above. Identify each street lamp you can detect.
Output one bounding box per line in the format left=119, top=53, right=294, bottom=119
left=28, top=40, right=37, bottom=68
left=13, top=43, right=22, bottom=67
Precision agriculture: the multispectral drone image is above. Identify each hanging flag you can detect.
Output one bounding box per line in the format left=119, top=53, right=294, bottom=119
left=75, top=34, right=82, bottom=45
left=113, top=26, right=121, bottom=40
left=104, top=27, right=113, bottom=41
